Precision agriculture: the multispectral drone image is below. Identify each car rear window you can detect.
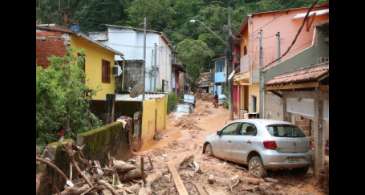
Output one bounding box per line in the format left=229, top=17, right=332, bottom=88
left=266, top=124, right=305, bottom=138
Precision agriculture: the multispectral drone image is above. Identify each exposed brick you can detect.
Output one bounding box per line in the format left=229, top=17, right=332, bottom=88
left=36, top=31, right=68, bottom=68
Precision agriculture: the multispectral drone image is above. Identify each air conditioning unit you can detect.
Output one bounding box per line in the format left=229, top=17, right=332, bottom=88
left=112, top=65, right=122, bottom=77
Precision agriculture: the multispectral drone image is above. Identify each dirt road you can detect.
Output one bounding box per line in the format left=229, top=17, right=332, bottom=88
left=137, top=99, right=326, bottom=195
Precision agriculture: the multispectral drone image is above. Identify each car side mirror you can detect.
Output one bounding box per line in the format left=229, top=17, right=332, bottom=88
left=217, top=131, right=222, bottom=136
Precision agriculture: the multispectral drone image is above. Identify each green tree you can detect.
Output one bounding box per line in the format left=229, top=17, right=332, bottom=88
left=36, top=49, right=102, bottom=145
left=176, top=38, right=214, bottom=89
left=125, top=0, right=175, bottom=31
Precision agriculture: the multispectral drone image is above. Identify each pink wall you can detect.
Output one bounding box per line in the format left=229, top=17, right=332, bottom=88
left=241, top=6, right=329, bottom=69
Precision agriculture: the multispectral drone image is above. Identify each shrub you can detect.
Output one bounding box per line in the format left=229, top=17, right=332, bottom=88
left=36, top=49, right=102, bottom=145
left=167, top=92, right=179, bottom=113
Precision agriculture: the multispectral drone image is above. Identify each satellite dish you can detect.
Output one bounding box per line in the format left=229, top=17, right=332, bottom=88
left=129, top=83, right=144, bottom=98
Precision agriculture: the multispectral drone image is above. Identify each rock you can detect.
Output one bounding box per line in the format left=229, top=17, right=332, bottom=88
left=208, top=174, right=215, bottom=184
left=101, top=189, right=113, bottom=195
left=264, top=177, right=279, bottom=183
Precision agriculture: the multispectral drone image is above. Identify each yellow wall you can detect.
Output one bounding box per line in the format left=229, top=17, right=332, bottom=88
left=70, top=36, right=116, bottom=100
left=141, top=96, right=168, bottom=148
left=249, top=84, right=260, bottom=113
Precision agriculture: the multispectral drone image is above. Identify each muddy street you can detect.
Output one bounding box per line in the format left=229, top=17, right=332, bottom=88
left=135, top=99, right=326, bottom=195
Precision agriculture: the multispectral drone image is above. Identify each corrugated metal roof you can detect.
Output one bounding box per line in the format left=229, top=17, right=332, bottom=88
left=266, top=63, right=329, bottom=85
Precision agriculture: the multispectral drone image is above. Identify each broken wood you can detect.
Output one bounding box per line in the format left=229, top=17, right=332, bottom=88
left=167, top=162, right=189, bottom=195
left=64, top=144, right=93, bottom=188
left=191, top=182, right=209, bottom=195
left=36, top=157, right=69, bottom=182
left=141, top=156, right=146, bottom=185
left=97, top=180, right=119, bottom=195
left=113, top=160, right=136, bottom=173
left=58, top=184, right=89, bottom=195
left=121, top=168, right=143, bottom=182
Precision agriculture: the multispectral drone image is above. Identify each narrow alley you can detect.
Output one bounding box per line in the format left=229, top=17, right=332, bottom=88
left=133, top=98, right=325, bottom=195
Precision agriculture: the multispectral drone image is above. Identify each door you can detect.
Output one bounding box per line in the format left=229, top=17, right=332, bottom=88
left=215, top=122, right=241, bottom=160
left=229, top=122, right=259, bottom=164
left=217, top=85, right=222, bottom=95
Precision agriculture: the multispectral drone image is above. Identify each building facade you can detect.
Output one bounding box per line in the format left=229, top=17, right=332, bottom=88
left=264, top=21, right=329, bottom=176
left=232, top=3, right=329, bottom=118
left=212, top=57, right=227, bottom=96
left=36, top=25, right=123, bottom=100
left=89, top=25, right=174, bottom=93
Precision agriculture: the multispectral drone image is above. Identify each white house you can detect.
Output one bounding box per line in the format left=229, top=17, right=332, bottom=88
left=89, top=25, right=173, bottom=92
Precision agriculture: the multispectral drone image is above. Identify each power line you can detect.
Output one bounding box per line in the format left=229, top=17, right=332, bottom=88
left=262, top=0, right=320, bottom=70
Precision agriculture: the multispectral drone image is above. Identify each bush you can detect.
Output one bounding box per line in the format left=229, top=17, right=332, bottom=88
left=36, top=49, right=102, bottom=145
left=223, top=99, right=229, bottom=109
left=167, top=92, right=179, bottom=113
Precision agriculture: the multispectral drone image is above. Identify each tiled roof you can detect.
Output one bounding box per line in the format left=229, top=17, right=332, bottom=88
left=266, top=63, right=329, bottom=85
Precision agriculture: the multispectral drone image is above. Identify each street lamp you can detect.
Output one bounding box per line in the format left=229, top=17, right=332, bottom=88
left=189, top=19, right=227, bottom=46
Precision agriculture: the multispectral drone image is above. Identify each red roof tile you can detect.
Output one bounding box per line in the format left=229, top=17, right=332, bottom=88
left=266, top=63, right=329, bottom=85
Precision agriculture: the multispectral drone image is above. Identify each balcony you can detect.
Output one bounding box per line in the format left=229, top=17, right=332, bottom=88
left=214, top=72, right=226, bottom=83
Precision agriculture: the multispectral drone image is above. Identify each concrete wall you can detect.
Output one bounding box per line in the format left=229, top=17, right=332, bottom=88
left=141, top=95, right=167, bottom=149
left=264, top=92, right=284, bottom=120
left=77, top=122, right=131, bottom=163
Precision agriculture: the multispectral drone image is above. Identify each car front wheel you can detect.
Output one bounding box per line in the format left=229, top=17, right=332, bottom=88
left=248, top=156, right=267, bottom=178
left=204, top=143, right=213, bottom=156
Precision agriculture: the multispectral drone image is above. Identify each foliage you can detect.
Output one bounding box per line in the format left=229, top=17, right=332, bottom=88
left=36, top=49, right=102, bottom=145
left=167, top=92, right=179, bottom=113
left=176, top=39, right=214, bottom=89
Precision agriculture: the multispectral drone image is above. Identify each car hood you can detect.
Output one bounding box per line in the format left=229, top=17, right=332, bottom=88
left=205, top=133, right=217, bottom=142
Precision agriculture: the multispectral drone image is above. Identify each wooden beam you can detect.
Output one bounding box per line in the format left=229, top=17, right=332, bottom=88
left=319, top=85, right=329, bottom=92
left=167, top=162, right=189, bottom=195
left=266, top=82, right=319, bottom=91
left=268, top=90, right=283, bottom=98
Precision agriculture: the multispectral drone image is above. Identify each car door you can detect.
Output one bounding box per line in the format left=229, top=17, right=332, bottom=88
left=229, top=122, right=259, bottom=164
left=215, top=122, right=241, bottom=160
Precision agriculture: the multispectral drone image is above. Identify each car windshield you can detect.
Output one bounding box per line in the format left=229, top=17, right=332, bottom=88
left=266, top=124, right=305, bottom=138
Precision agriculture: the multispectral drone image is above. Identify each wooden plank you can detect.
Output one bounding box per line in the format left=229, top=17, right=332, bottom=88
left=167, top=162, right=189, bottom=195
left=193, top=183, right=209, bottom=195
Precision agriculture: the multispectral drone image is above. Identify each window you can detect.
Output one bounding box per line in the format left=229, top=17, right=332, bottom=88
left=266, top=124, right=306, bottom=138
left=240, top=123, right=257, bottom=136
left=215, top=59, right=224, bottom=72
left=221, top=123, right=240, bottom=135
left=102, top=59, right=111, bottom=83
left=243, top=46, right=247, bottom=55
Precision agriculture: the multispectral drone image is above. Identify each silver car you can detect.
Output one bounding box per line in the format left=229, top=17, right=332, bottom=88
left=203, top=119, right=312, bottom=177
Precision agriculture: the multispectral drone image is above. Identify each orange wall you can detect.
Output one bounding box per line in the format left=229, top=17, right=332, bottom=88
left=243, top=8, right=329, bottom=69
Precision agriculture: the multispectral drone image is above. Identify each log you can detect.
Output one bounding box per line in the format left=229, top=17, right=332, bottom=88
left=121, top=169, right=142, bottom=182
left=97, top=180, right=119, bottom=195
left=113, top=160, right=136, bottom=173
left=167, top=162, right=189, bottom=195
left=58, top=184, right=89, bottom=195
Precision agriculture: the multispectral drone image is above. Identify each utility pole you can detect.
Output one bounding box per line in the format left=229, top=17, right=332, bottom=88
left=227, top=6, right=234, bottom=120
left=259, top=29, right=265, bottom=118
left=276, top=32, right=281, bottom=61
left=142, top=17, right=147, bottom=100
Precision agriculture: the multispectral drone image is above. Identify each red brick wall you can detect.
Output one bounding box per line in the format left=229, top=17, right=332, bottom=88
left=36, top=31, right=68, bottom=68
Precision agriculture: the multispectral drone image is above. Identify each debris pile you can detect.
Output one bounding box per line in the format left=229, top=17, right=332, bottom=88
left=36, top=143, right=154, bottom=195
left=173, top=116, right=203, bottom=131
